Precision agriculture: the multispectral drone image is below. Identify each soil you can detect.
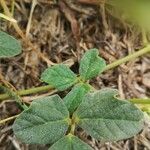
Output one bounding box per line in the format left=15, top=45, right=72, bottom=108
left=0, top=0, right=150, bottom=150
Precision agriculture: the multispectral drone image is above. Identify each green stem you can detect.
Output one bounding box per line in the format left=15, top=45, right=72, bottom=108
left=0, top=45, right=150, bottom=101
left=0, top=85, right=52, bottom=100
left=70, top=123, right=76, bottom=135
left=103, top=45, right=150, bottom=71
left=69, top=116, right=78, bottom=135
left=0, top=114, right=19, bottom=124
left=129, top=98, right=150, bottom=104
left=142, top=28, right=148, bottom=45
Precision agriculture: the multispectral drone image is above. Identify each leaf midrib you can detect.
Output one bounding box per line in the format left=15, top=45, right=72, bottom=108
left=53, top=65, right=76, bottom=79
left=16, top=118, right=68, bottom=131
left=75, top=96, right=125, bottom=117
left=79, top=117, right=143, bottom=122
left=81, top=51, right=96, bottom=80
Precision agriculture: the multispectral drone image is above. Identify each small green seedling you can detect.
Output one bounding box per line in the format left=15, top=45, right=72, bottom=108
left=0, top=31, right=21, bottom=58
left=13, top=49, right=144, bottom=150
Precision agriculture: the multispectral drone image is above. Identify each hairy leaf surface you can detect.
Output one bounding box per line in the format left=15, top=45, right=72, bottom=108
left=79, top=49, right=106, bottom=81
left=74, top=88, right=144, bottom=141
left=0, top=31, right=21, bottom=58
left=64, top=83, right=90, bottom=114
left=13, top=95, right=70, bottom=144
left=41, top=64, right=77, bottom=91
left=49, top=135, right=92, bottom=150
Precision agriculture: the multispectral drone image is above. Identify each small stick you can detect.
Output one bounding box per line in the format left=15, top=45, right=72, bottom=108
left=0, top=114, right=19, bottom=125
left=26, top=0, right=38, bottom=37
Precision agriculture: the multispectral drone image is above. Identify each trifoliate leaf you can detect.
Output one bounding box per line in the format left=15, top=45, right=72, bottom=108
left=13, top=95, right=70, bottom=144
left=79, top=49, right=106, bottom=81
left=0, top=31, right=21, bottom=58
left=64, top=83, right=91, bottom=114
left=49, top=134, right=92, bottom=150
left=41, top=64, right=77, bottom=91
left=74, top=88, right=144, bottom=141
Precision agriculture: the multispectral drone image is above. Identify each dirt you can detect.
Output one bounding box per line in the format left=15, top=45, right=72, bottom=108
left=0, top=0, right=150, bottom=150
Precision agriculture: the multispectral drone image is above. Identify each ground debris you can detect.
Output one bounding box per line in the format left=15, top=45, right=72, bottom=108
left=0, top=0, right=150, bottom=149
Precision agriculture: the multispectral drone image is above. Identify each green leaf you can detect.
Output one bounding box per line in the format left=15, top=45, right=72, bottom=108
left=64, top=83, right=91, bottom=114
left=49, top=134, right=92, bottom=150
left=74, top=88, right=144, bottom=141
left=0, top=31, right=21, bottom=58
left=41, top=64, right=77, bottom=91
left=13, top=95, right=70, bottom=144
left=79, top=49, right=106, bottom=81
